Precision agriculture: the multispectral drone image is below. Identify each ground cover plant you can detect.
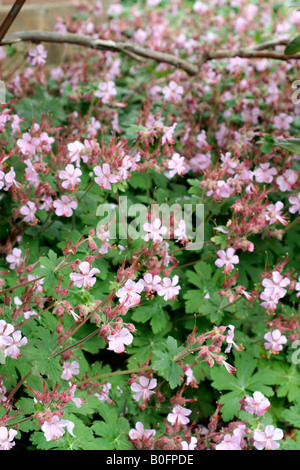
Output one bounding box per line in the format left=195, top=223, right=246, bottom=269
left=1, top=0, right=300, bottom=451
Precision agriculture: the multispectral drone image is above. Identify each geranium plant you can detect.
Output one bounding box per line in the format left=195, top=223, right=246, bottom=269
left=0, top=0, right=300, bottom=451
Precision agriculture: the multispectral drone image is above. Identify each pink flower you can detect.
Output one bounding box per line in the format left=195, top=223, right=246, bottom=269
left=216, top=433, right=242, bottom=450
left=17, top=133, right=40, bottom=156
left=67, top=141, right=86, bottom=167
left=253, top=425, right=283, bottom=450
left=222, top=361, right=236, bottom=375
left=162, top=81, right=184, bottom=103
left=140, top=273, right=162, bottom=293
left=129, top=421, right=156, bottom=441
left=20, top=201, right=38, bottom=224
left=53, top=196, right=78, bottom=217
left=262, top=271, right=290, bottom=300
left=166, top=153, right=186, bottom=178
left=24, top=160, right=39, bottom=188
left=212, top=180, right=236, bottom=199
left=27, top=44, right=48, bottom=66
left=260, top=292, right=279, bottom=312
left=226, top=57, right=248, bottom=74
left=167, top=405, right=192, bottom=426
left=4, top=330, right=28, bottom=359
left=225, top=325, right=243, bottom=353
left=58, top=164, right=82, bottom=190
left=28, top=274, right=44, bottom=293
left=244, top=391, right=270, bottom=416
left=117, top=155, right=131, bottom=180
left=196, top=129, right=208, bottom=149
left=87, top=117, right=101, bottom=138
left=3, top=167, right=20, bottom=191
left=289, top=192, right=300, bottom=214
left=253, top=163, right=277, bottom=184
left=118, top=153, right=140, bottom=180
left=107, top=327, right=133, bottom=354
left=216, top=424, right=246, bottom=450
left=0, top=380, right=7, bottom=405
left=264, top=201, right=287, bottom=225
left=0, top=171, right=4, bottom=190
left=96, top=225, right=110, bottom=244
left=273, top=113, right=293, bottom=130
left=116, top=279, right=144, bottom=309
left=70, top=261, right=100, bottom=289
left=23, top=310, right=37, bottom=320
left=174, top=219, right=188, bottom=243
left=0, top=427, right=18, bottom=450
left=94, top=383, right=112, bottom=404
left=161, top=123, right=177, bottom=145
left=133, top=28, right=147, bottom=44
left=6, top=248, right=23, bottom=270
left=143, top=218, right=168, bottom=243
left=264, top=329, right=287, bottom=353
left=181, top=436, right=197, bottom=450
left=184, top=365, right=197, bottom=386
left=220, top=152, right=238, bottom=175
left=276, top=169, right=298, bottom=192
left=67, top=384, right=82, bottom=409
left=61, top=361, right=80, bottom=381
left=295, top=275, right=300, bottom=297
left=190, top=152, right=211, bottom=172
left=41, top=416, right=75, bottom=442
left=131, top=376, right=157, bottom=402
left=94, top=163, right=119, bottom=190
left=157, top=275, right=181, bottom=301
left=107, top=4, right=123, bottom=16
left=215, top=248, right=239, bottom=273
left=0, top=320, right=14, bottom=351
left=40, top=195, right=53, bottom=212
left=94, top=81, right=117, bottom=103
left=39, top=132, right=55, bottom=152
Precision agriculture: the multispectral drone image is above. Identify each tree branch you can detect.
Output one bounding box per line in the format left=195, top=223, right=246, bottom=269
left=1, top=30, right=299, bottom=76
left=0, top=0, right=27, bottom=42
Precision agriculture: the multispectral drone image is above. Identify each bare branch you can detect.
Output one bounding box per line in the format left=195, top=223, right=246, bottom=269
left=1, top=30, right=299, bottom=76
left=207, top=48, right=300, bottom=61
left=252, top=39, right=290, bottom=50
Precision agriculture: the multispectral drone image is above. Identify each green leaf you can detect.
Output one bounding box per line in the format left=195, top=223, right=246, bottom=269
left=92, top=403, right=133, bottom=450
left=281, top=399, right=300, bottom=428
left=285, top=35, right=300, bottom=55
left=153, top=336, right=184, bottom=388
left=184, top=290, right=224, bottom=324
left=22, top=327, right=61, bottom=381
left=124, top=124, right=148, bottom=140
left=131, top=299, right=169, bottom=334
left=281, top=433, right=300, bottom=451
left=210, top=354, right=276, bottom=421
left=15, top=88, right=67, bottom=128
left=211, top=234, right=227, bottom=249
left=33, top=250, right=64, bottom=295
left=271, top=363, right=300, bottom=402
left=274, top=138, right=300, bottom=155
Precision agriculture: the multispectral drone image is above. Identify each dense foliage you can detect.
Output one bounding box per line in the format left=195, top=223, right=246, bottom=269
left=1, top=0, right=300, bottom=451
